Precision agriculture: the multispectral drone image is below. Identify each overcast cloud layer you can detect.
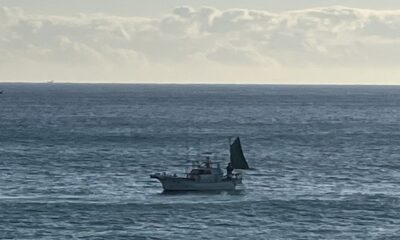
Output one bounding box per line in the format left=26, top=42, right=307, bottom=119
left=1, top=6, right=400, bottom=84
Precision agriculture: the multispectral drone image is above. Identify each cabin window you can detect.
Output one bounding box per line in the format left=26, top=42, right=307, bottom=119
left=190, top=169, right=211, bottom=175
left=199, top=170, right=211, bottom=174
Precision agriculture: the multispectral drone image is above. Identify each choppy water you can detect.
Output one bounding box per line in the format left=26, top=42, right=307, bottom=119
left=1, top=83, right=400, bottom=239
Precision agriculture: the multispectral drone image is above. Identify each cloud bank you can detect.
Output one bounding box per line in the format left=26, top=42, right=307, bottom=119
left=1, top=5, right=400, bottom=83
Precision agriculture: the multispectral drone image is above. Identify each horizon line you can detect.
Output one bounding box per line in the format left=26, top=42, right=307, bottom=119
left=1, top=81, right=400, bottom=86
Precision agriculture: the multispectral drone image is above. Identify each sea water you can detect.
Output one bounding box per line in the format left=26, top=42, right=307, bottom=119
left=0, top=84, right=399, bottom=239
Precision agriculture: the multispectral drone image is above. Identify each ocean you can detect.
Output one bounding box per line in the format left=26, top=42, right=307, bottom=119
left=0, top=83, right=399, bottom=239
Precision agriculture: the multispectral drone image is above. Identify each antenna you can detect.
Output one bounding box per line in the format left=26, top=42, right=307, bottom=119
left=185, top=140, right=189, bottom=161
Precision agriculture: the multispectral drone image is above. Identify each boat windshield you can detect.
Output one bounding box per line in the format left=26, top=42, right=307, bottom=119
left=190, top=169, right=212, bottom=175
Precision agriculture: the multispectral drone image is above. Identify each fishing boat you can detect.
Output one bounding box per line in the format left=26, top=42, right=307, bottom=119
left=150, top=137, right=250, bottom=191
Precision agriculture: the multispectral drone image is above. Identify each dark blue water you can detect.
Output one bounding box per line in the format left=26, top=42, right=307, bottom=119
left=1, top=83, right=400, bottom=239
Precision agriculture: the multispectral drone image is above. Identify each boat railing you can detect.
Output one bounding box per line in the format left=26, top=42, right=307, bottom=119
left=152, top=172, right=179, bottom=178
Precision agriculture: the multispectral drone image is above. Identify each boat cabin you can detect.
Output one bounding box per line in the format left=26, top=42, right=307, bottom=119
left=187, top=161, right=224, bottom=182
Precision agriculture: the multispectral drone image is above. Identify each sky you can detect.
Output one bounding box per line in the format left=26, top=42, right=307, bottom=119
left=1, top=0, right=400, bottom=84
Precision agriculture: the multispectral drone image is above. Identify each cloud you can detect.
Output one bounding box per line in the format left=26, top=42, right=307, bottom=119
left=206, top=45, right=279, bottom=67
left=1, top=5, right=400, bottom=83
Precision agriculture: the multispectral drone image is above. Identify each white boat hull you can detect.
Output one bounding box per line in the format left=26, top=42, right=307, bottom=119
left=151, top=175, right=241, bottom=191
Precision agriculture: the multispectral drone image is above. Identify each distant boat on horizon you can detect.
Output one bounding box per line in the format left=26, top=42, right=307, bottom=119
left=47, top=80, right=54, bottom=84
